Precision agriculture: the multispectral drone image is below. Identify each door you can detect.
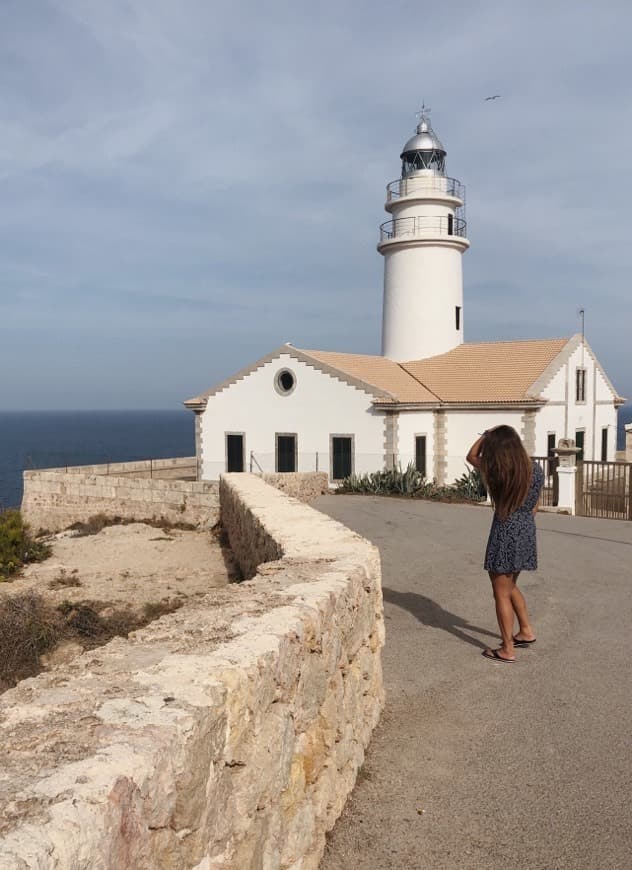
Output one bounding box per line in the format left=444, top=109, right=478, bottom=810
left=226, top=434, right=244, bottom=472
left=276, top=434, right=297, bottom=472
left=547, top=433, right=556, bottom=456
left=331, top=436, right=353, bottom=480
left=415, top=436, right=427, bottom=477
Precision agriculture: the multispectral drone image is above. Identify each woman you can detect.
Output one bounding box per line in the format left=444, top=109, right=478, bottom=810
left=466, top=425, right=544, bottom=663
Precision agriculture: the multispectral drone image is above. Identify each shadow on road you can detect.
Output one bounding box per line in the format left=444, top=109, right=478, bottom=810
left=383, top=587, right=497, bottom=649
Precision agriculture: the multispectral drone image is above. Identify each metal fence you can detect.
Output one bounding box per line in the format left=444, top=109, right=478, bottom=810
left=576, top=460, right=632, bottom=520
left=531, top=456, right=558, bottom=507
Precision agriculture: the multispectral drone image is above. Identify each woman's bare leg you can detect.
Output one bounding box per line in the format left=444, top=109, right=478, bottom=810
left=486, top=573, right=516, bottom=660
left=510, top=573, right=536, bottom=642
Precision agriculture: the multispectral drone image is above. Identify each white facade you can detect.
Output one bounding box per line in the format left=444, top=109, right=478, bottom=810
left=193, top=340, right=620, bottom=483
left=198, top=354, right=385, bottom=481
left=536, top=341, right=619, bottom=461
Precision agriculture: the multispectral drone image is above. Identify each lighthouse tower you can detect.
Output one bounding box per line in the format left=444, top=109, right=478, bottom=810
left=378, top=109, right=470, bottom=361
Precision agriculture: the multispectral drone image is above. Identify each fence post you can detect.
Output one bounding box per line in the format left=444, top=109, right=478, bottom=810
left=315, top=452, right=319, bottom=472
left=557, top=466, right=577, bottom=515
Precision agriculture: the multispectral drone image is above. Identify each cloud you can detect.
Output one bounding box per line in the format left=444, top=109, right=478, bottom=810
left=0, top=0, right=631, bottom=407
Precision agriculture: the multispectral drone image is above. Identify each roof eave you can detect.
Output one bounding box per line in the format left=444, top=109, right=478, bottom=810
left=371, top=399, right=547, bottom=410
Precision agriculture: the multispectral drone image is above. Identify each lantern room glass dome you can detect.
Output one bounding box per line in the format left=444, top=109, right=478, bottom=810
left=400, top=114, right=446, bottom=177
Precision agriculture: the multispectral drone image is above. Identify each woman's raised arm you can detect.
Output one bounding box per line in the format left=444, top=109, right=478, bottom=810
left=466, top=431, right=487, bottom=469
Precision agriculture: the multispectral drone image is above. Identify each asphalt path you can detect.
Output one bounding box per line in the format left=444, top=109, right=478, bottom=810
left=315, top=495, right=632, bottom=870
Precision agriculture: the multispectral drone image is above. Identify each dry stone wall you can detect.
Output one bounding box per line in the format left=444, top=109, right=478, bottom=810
left=260, top=472, right=329, bottom=503
left=0, top=473, right=384, bottom=869
left=22, top=459, right=218, bottom=532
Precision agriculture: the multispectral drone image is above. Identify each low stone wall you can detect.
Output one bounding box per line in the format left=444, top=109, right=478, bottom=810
left=0, top=474, right=384, bottom=869
left=22, top=459, right=218, bottom=532
left=260, top=472, right=329, bottom=503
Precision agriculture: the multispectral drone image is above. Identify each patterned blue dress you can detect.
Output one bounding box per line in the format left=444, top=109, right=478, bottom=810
left=484, top=463, right=544, bottom=574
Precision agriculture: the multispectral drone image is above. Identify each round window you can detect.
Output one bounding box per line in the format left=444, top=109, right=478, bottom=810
left=275, top=368, right=296, bottom=395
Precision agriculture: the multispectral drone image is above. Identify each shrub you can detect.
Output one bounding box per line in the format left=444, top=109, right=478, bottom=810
left=336, top=464, right=484, bottom=504
left=0, top=510, right=52, bottom=580
left=337, top=463, right=425, bottom=495
left=0, top=592, right=63, bottom=689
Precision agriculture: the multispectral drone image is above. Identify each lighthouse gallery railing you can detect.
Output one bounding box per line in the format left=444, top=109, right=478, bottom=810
left=386, top=175, right=465, bottom=201
left=379, top=215, right=467, bottom=242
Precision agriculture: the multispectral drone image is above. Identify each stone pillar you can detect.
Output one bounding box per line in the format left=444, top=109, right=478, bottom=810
left=555, top=467, right=577, bottom=514
left=552, top=439, right=581, bottom=514
left=383, top=411, right=399, bottom=471
left=194, top=410, right=203, bottom=481
left=433, top=410, right=447, bottom=485
left=521, top=409, right=537, bottom=456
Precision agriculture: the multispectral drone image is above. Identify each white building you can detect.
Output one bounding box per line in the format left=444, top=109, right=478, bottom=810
left=185, top=111, right=625, bottom=484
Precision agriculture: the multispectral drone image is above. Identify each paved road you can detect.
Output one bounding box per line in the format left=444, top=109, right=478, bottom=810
left=315, top=496, right=632, bottom=870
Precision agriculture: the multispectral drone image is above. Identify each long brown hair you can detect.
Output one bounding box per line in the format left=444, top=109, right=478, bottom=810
left=479, top=426, right=532, bottom=521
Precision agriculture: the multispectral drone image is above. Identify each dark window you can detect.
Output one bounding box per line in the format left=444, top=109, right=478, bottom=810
left=455, top=306, right=461, bottom=330
left=547, top=433, right=556, bottom=456
left=575, top=430, right=585, bottom=462
left=575, top=368, right=586, bottom=402
left=226, top=434, right=244, bottom=472
left=415, top=436, right=427, bottom=477
left=447, top=214, right=454, bottom=235
left=276, top=435, right=297, bottom=472
left=332, top=437, right=353, bottom=480
left=601, top=427, right=608, bottom=462
left=277, top=370, right=295, bottom=393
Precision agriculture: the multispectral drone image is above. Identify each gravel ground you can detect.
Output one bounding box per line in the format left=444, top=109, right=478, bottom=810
left=315, top=496, right=632, bottom=870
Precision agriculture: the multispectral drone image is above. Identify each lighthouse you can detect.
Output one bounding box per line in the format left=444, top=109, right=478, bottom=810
left=379, top=109, right=470, bottom=361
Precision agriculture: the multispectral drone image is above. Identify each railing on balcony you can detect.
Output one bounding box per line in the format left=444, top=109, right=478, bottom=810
left=379, top=215, right=467, bottom=242
left=386, top=175, right=465, bottom=202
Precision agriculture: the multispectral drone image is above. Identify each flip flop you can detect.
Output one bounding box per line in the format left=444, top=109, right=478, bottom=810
left=513, top=636, right=536, bottom=646
left=482, top=648, right=515, bottom=663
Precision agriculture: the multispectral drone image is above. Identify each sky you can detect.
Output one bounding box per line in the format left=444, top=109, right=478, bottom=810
left=1, top=0, right=631, bottom=410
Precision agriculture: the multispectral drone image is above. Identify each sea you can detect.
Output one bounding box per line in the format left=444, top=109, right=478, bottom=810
left=1, top=405, right=631, bottom=511
left=0, top=410, right=194, bottom=510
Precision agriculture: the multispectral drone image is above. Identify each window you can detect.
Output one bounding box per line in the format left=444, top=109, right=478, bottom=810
left=415, top=436, right=427, bottom=477
left=575, top=367, right=586, bottom=402
left=331, top=436, right=353, bottom=480
left=547, top=433, right=556, bottom=456
left=455, top=306, right=461, bottom=331
left=226, top=434, right=245, bottom=472
left=276, top=434, right=297, bottom=472
left=601, top=427, right=608, bottom=462
left=575, top=430, right=585, bottom=462
left=447, top=214, right=454, bottom=235
left=274, top=368, right=296, bottom=396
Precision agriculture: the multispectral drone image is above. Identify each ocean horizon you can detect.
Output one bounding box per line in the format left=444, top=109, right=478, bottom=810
left=0, top=409, right=194, bottom=510
left=1, top=404, right=631, bottom=511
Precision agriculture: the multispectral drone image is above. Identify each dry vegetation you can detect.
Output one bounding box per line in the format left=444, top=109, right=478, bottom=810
left=0, top=590, right=183, bottom=693
left=0, top=512, right=235, bottom=694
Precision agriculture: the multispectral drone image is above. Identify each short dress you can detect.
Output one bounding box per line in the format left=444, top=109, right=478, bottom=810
left=484, top=462, right=544, bottom=574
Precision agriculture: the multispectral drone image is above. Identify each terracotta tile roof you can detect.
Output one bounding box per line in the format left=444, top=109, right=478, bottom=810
left=299, top=338, right=571, bottom=404
left=299, top=349, right=439, bottom=402
left=401, top=338, right=570, bottom=403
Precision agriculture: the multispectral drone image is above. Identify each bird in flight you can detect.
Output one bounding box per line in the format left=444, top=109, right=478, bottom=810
left=485, top=95, right=501, bottom=101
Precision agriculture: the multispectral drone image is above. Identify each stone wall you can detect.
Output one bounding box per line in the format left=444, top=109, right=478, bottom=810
left=0, top=473, right=384, bottom=869
left=22, top=458, right=218, bottom=532
left=260, top=472, right=329, bottom=504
